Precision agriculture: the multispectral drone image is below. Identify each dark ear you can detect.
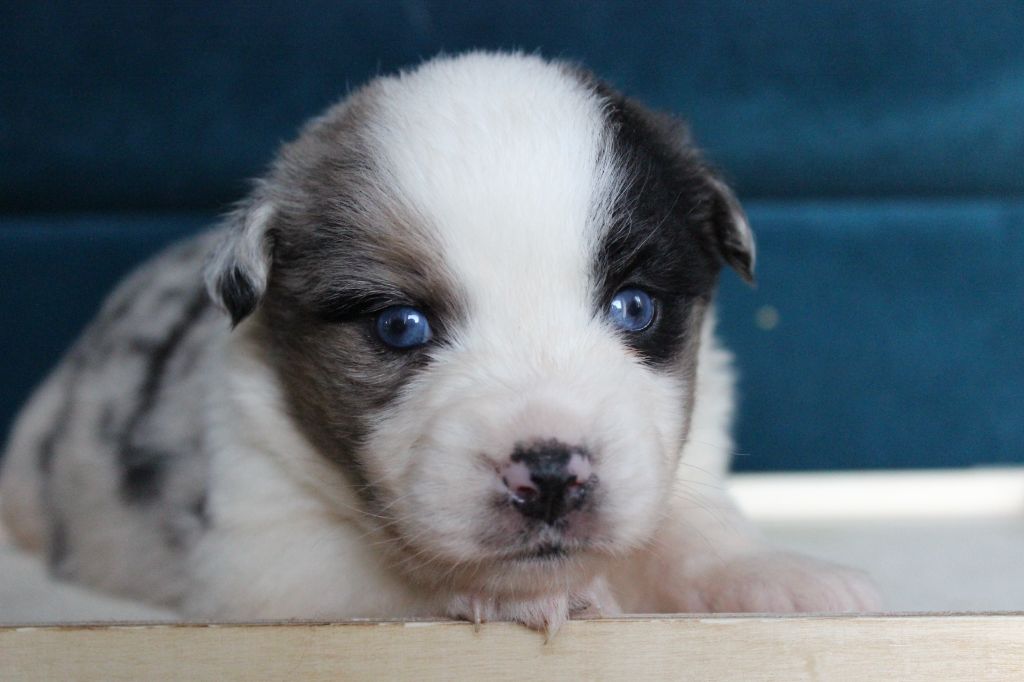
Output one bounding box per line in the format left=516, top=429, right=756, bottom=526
left=203, top=193, right=276, bottom=327
left=706, top=176, right=756, bottom=284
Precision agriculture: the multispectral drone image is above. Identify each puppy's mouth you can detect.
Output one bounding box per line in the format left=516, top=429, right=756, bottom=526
left=515, top=543, right=568, bottom=561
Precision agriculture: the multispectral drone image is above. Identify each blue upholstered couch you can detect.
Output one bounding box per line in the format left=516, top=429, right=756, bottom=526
left=2, top=1, right=1022, bottom=471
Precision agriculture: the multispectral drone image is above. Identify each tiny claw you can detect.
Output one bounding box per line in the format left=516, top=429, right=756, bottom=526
left=542, top=610, right=566, bottom=643
left=472, top=596, right=482, bottom=633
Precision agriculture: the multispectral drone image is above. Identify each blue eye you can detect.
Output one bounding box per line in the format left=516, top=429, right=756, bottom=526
left=375, top=306, right=432, bottom=349
left=608, top=288, right=656, bottom=332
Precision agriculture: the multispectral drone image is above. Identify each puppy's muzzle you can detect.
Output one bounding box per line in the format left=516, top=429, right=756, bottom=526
left=501, top=441, right=595, bottom=524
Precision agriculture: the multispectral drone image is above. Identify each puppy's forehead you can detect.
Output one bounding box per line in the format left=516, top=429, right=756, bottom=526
left=362, top=54, right=618, bottom=308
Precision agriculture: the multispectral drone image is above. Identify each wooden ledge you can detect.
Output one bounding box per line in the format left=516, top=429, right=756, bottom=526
left=3, top=613, right=1024, bottom=680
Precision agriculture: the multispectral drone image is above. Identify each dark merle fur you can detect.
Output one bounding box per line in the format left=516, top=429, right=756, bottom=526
left=590, top=88, right=734, bottom=366
left=259, top=226, right=464, bottom=509
left=191, top=493, right=210, bottom=528
left=220, top=265, right=261, bottom=328
left=220, top=90, right=468, bottom=510
left=38, top=239, right=208, bottom=477
left=36, top=357, right=82, bottom=474
left=117, top=288, right=212, bottom=504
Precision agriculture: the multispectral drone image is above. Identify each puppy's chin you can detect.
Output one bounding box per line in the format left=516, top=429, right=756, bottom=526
left=371, top=513, right=630, bottom=602
left=408, top=542, right=606, bottom=599
left=416, top=543, right=619, bottom=632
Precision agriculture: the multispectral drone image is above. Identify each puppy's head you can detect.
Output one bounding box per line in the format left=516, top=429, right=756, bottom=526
left=205, top=53, right=753, bottom=595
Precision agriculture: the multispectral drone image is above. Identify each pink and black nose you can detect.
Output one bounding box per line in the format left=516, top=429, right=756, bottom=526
left=500, top=441, right=595, bottom=524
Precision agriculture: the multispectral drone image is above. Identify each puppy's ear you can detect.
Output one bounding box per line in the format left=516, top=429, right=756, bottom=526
left=705, top=176, right=756, bottom=284
left=203, top=193, right=276, bottom=327
left=606, top=93, right=757, bottom=285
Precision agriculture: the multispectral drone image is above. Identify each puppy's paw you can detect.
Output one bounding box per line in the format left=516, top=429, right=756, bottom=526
left=679, top=550, right=882, bottom=613
left=445, top=593, right=572, bottom=634
left=444, top=578, right=619, bottom=636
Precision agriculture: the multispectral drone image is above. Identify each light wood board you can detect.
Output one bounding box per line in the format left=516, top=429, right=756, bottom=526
left=3, top=614, right=1024, bottom=681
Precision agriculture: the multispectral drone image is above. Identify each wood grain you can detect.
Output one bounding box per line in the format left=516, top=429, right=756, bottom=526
left=3, top=614, right=1024, bottom=681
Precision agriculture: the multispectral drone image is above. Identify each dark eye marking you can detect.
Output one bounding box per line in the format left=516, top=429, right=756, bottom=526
left=313, top=287, right=416, bottom=323
left=595, top=216, right=716, bottom=365
left=310, top=286, right=449, bottom=354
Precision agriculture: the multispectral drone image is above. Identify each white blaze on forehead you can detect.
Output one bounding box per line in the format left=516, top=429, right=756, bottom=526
left=367, top=52, right=620, bottom=334
left=353, top=56, right=688, bottom=564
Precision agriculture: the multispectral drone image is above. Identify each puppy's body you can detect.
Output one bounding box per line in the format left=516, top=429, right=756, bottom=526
left=1, top=53, right=878, bottom=628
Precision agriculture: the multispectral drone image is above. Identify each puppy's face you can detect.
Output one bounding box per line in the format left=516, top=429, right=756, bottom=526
left=206, top=54, right=753, bottom=594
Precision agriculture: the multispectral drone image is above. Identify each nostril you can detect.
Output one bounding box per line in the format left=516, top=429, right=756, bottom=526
left=513, top=486, right=538, bottom=503
left=500, top=460, right=535, bottom=495
left=567, top=451, right=592, bottom=482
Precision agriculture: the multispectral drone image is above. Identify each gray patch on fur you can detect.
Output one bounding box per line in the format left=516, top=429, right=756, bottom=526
left=14, top=233, right=224, bottom=605
left=250, top=87, right=468, bottom=507
left=116, top=287, right=213, bottom=504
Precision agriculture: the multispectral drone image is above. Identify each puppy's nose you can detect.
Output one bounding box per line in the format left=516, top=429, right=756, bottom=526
left=501, top=441, right=594, bottom=524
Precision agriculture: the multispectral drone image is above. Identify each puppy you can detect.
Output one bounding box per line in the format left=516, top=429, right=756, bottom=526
left=0, top=52, right=879, bottom=632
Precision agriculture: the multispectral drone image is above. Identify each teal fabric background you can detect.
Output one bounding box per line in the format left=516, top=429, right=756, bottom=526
left=2, top=1, right=1022, bottom=470
left=5, top=1, right=1024, bottom=209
